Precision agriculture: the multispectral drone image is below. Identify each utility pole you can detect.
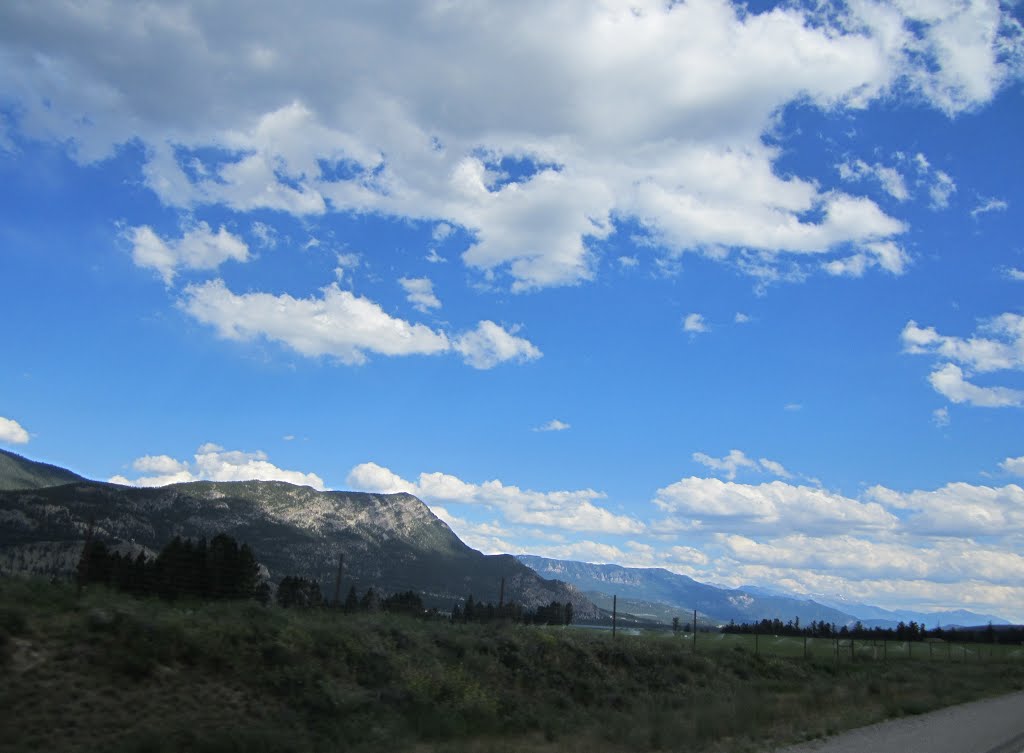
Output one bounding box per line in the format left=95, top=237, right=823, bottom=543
left=692, top=609, right=697, bottom=653
left=76, top=516, right=96, bottom=598
left=332, top=553, right=344, bottom=608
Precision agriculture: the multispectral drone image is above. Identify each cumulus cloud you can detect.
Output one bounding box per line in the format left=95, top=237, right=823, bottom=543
left=823, top=240, right=910, bottom=277
left=109, top=443, right=325, bottom=489
left=534, top=419, right=570, bottom=432
left=928, top=363, right=1024, bottom=407
left=718, top=533, right=1024, bottom=585
left=932, top=406, right=950, bottom=427
left=453, top=320, right=542, bottom=369
left=654, top=476, right=897, bottom=534
left=180, top=280, right=539, bottom=369
left=867, top=482, right=1024, bottom=537
left=129, top=223, right=249, bottom=284
left=0, top=416, right=30, bottom=445
left=1000, top=456, right=1024, bottom=476
left=398, top=277, right=442, bottom=313
left=683, top=313, right=708, bottom=333
left=6, top=0, right=1014, bottom=289
left=837, top=159, right=909, bottom=201
left=692, top=449, right=794, bottom=480
left=734, top=312, right=750, bottom=324
left=346, top=462, right=644, bottom=535
left=902, top=314, right=1024, bottom=407
left=343, top=456, right=1024, bottom=620
left=1004, top=268, right=1024, bottom=281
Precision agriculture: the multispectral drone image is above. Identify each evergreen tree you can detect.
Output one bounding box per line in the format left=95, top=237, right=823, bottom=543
left=344, top=585, right=359, bottom=613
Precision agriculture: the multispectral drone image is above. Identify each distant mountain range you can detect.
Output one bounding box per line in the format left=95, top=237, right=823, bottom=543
left=2, top=448, right=1010, bottom=629
left=518, top=555, right=1011, bottom=629
left=0, top=449, right=598, bottom=619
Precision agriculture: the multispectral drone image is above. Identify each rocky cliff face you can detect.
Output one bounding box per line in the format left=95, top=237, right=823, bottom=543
left=0, top=452, right=598, bottom=618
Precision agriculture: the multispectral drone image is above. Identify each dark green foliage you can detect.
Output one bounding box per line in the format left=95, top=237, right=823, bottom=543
left=276, top=576, right=323, bottom=608
left=77, top=533, right=261, bottom=602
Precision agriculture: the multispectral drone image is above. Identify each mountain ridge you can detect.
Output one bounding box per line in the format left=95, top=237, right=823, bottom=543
left=0, top=449, right=85, bottom=491
left=0, top=449, right=598, bottom=618
left=517, top=554, right=1012, bottom=629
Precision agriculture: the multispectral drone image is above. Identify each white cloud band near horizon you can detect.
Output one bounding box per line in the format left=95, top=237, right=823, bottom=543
left=109, top=443, right=326, bottom=489
left=92, top=440, right=1024, bottom=620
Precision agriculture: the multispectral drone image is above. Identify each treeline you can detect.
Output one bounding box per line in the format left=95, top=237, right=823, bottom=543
left=723, top=618, right=930, bottom=640
left=79, top=533, right=575, bottom=626
left=451, top=594, right=573, bottom=626
left=77, top=534, right=263, bottom=601
left=278, top=581, right=575, bottom=626
left=722, top=618, right=1017, bottom=644
left=276, top=579, right=438, bottom=617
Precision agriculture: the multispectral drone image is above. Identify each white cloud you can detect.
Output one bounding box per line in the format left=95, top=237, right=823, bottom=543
left=431, top=222, right=453, bottom=242
left=999, top=456, right=1024, bottom=476
left=453, top=320, right=542, bottom=369
left=654, top=476, right=897, bottom=534
left=618, top=255, right=639, bottom=268
left=932, top=406, right=950, bottom=427
left=928, top=170, right=957, bottom=209
left=867, top=481, right=1024, bottom=537
left=692, top=449, right=793, bottom=480
left=929, top=364, right=1024, bottom=407
left=180, top=279, right=540, bottom=369
left=734, top=312, right=750, bottom=324
left=823, top=240, right=910, bottom=277
left=534, top=419, right=571, bottom=432
left=784, top=403, right=802, bottom=411
left=683, top=313, right=708, bottom=333
left=1004, top=268, right=1024, bottom=281
left=718, top=533, right=1024, bottom=585
left=837, top=159, right=909, bottom=201
left=181, top=279, right=451, bottom=365
left=0, top=416, right=30, bottom=445
left=8, top=0, right=1014, bottom=289
left=334, top=252, right=361, bottom=282
left=109, top=443, right=325, bottom=489
left=972, top=197, right=1009, bottom=218
left=129, top=223, right=249, bottom=284
left=250, top=221, right=277, bottom=248
left=398, top=276, right=442, bottom=313
left=346, top=462, right=644, bottom=535
left=903, top=315, right=1024, bottom=407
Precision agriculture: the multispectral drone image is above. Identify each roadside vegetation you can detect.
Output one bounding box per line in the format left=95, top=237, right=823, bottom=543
left=3, top=577, right=1024, bottom=753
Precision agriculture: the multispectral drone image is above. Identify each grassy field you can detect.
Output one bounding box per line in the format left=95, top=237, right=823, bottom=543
left=2, top=577, right=1024, bottom=753
left=675, top=631, right=1024, bottom=663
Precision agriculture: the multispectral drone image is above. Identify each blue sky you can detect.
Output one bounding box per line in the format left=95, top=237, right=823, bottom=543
left=2, top=0, right=1023, bottom=620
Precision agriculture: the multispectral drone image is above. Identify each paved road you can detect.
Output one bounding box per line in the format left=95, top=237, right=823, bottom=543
left=775, top=691, right=1024, bottom=753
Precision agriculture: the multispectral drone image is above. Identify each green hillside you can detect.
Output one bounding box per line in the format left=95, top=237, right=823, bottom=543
left=0, top=449, right=84, bottom=491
